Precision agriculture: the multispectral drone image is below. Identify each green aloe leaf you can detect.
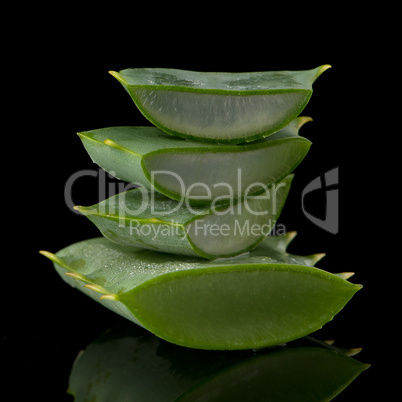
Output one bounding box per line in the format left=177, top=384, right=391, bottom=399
left=109, top=65, right=330, bottom=143
left=68, top=325, right=369, bottom=401
left=74, top=175, right=292, bottom=259
left=40, top=233, right=361, bottom=350
left=78, top=117, right=311, bottom=205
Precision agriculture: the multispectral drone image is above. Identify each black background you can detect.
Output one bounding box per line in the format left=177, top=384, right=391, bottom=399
left=4, top=12, right=393, bottom=401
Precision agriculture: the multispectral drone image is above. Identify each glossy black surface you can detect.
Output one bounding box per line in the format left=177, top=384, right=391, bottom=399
left=68, top=324, right=369, bottom=401
left=6, top=18, right=390, bottom=401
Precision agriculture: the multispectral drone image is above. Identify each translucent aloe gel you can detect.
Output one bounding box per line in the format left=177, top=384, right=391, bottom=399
left=78, top=117, right=311, bottom=205
left=109, top=65, right=330, bottom=143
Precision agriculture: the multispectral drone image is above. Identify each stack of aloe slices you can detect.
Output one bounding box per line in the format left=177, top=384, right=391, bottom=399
left=41, top=65, right=362, bottom=351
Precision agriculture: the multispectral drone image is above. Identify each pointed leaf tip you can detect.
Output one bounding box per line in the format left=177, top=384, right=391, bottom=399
left=73, top=205, right=89, bottom=213
left=336, top=272, right=355, bottom=280
left=297, top=116, right=313, bottom=129
left=40, top=250, right=71, bottom=270
left=311, top=253, right=326, bottom=264
left=108, top=70, right=127, bottom=85
left=39, top=250, right=53, bottom=259
left=345, top=347, right=363, bottom=357
left=285, top=231, right=297, bottom=244
left=311, top=64, right=331, bottom=83
left=74, top=205, right=97, bottom=216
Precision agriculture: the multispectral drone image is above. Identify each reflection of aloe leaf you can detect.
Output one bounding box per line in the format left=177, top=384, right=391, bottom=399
left=74, top=175, right=292, bottom=259
left=109, top=66, right=329, bottom=143
left=77, top=117, right=311, bottom=205
left=40, top=233, right=361, bottom=350
left=68, top=324, right=369, bottom=401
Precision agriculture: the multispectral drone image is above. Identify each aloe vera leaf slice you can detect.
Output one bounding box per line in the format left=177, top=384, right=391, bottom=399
left=77, top=117, right=311, bottom=205
left=74, top=175, right=292, bottom=259
left=68, top=325, right=369, bottom=402
left=109, top=65, right=330, bottom=143
left=40, top=233, right=361, bottom=350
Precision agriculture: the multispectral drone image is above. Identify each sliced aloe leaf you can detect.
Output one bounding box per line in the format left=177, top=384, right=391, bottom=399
left=68, top=325, right=369, bottom=401
left=109, top=65, right=330, bottom=143
left=40, top=233, right=361, bottom=350
left=74, top=175, right=292, bottom=259
left=78, top=117, right=311, bottom=205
